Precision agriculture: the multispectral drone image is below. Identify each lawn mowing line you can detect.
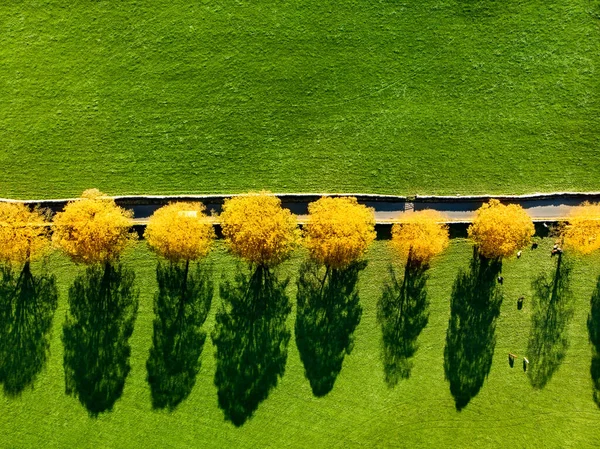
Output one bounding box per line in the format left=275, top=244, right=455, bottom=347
left=305, top=37, right=456, bottom=109
left=6, top=191, right=600, bottom=203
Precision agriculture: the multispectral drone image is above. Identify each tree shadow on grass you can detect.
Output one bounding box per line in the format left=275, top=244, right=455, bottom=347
left=444, top=250, right=503, bottom=411
left=146, top=261, right=213, bottom=410
left=377, top=260, right=429, bottom=386
left=0, top=262, right=58, bottom=396
left=212, top=265, right=291, bottom=426
left=589, top=277, right=600, bottom=407
left=526, top=254, right=573, bottom=389
left=295, top=260, right=366, bottom=397
left=63, top=262, right=139, bottom=417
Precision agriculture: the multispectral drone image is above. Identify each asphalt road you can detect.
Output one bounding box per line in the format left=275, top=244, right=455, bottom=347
left=5, top=192, right=600, bottom=224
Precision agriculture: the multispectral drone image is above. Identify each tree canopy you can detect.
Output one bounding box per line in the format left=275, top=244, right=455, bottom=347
left=562, top=202, right=600, bottom=255
left=220, top=192, right=300, bottom=267
left=303, top=196, right=376, bottom=269
left=0, top=202, right=50, bottom=266
left=145, top=202, right=215, bottom=263
left=52, top=189, right=136, bottom=264
left=391, top=209, right=449, bottom=265
left=468, top=199, right=534, bottom=259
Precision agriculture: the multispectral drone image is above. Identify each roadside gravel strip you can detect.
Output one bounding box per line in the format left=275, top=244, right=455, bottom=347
left=2, top=192, right=600, bottom=225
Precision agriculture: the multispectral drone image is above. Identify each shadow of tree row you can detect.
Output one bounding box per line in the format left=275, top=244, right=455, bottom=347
left=63, top=262, right=139, bottom=416
left=527, top=255, right=573, bottom=389
left=444, top=250, right=503, bottom=411
left=212, top=265, right=291, bottom=426
left=377, top=261, right=429, bottom=386
left=4, top=245, right=592, bottom=416
left=588, top=276, right=600, bottom=407
left=146, top=261, right=213, bottom=410
left=211, top=259, right=367, bottom=425
left=0, top=263, right=58, bottom=396
left=295, top=261, right=365, bottom=397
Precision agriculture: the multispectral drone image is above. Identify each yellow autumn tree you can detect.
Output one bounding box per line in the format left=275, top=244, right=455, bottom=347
left=0, top=202, right=51, bottom=266
left=0, top=205, right=58, bottom=397
left=391, top=209, right=449, bottom=265
left=303, top=196, right=376, bottom=269
left=562, top=202, right=600, bottom=255
left=468, top=199, right=534, bottom=259
left=144, top=204, right=215, bottom=409
left=52, top=189, right=136, bottom=264
left=220, top=191, right=300, bottom=267
left=145, top=202, right=215, bottom=263
left=295, top=196, right=373, bottom=388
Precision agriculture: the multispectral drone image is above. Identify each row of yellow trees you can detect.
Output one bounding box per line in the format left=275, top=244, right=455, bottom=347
left=0, top=190, right=599, bottom=269
left=0, top=189, right=377, bottom=269
left=1, top=190, right=599, bottom=417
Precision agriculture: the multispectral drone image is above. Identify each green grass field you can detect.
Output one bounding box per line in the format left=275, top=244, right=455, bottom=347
left=1, top=0, right=599, bottom=199
left=2, top=238, right=600, bottom=448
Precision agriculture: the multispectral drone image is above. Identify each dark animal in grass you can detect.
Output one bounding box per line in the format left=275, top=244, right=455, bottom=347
left=508, top=353, right=517, bottom=368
